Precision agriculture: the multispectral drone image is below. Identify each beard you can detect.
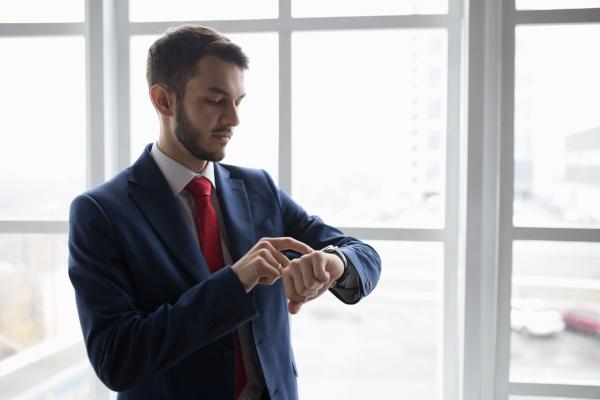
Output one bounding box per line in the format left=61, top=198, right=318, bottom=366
left=174, top=103, right=225, bottom=162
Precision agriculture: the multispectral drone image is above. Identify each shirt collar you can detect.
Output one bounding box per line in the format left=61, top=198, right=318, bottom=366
left=150, top=142, right=217, bottom=197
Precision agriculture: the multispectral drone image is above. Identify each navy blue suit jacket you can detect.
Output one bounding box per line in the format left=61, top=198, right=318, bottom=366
left=68, top=145, right=381, bottom=399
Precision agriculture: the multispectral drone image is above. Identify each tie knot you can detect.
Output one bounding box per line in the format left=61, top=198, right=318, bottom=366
left=185, top=176, right=212, bottom=198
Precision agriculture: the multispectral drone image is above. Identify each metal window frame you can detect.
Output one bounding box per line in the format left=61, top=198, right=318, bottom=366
left=121, top=5, right=463, bottom=399
left=5, top=1, right=599, bottom=399
left=110, top=2, right=464, bottom=399
left=495, top=2, right=600, bottom=400
left=0, top=1, right=462, bottom=398
left=0, top=0, right=107, bottom=397
left=457, top=1, right=600, bottom=400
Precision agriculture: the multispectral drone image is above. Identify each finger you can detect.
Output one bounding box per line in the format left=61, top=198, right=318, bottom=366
left=256, top=246, right=288, bottom=271
left=259, top=241, right=292, bottom=268
left=255, top=257, right=281, bottom=283
left=289, top=261, right=309, bottom=296
left=256, top=257, right=282, bottom=285
left=258, top=274, right=281, bottom=285
left=282, top=268, right=297, bottom=300
left=262, top=237, right=314, bottom=255
left=298, top=257, right=323, bottom=291
left=288, top=300, right=304, bottom=314
left=313, top=253, right=331, bottom=284
left=282, top=268, right=309, bottom=303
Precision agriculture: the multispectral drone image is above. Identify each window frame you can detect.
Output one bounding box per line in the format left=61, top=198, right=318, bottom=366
left=1, top=0, right=599, bottom=399
left=496, top=2, right=600, bottom=399
left=0, top=0, right=105, bottom=397
left=117, top=3, right=464, bottom=398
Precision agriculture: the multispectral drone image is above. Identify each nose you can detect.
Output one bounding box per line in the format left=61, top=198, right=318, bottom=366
left=221, top=102, right=240, bottom=127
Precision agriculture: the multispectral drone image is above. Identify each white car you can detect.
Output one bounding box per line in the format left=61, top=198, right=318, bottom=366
left=511, top=298, right=565, bottom=337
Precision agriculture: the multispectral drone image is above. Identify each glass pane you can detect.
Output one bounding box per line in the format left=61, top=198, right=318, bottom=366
left=0, top=0, right=83, bottom=22
left=292, top=0, right=447, bottom=17
left=292, top=30, right=447, bottom=228
left=129, top=0, right=277, bottom=22
left=7, top=360, right=114, bottom=400
left=130, top=33, right=279, bottom=180
left=292, top=241, right=442, bottom=399
left=0, top=234, right=79, bottom=362
left=514, top=25, right=600, bottom=228
left=0, top=38, right=86, bottom=220
left=511, top=241, right=600, bottom=382
left=517, top=0, right=600, bottom=10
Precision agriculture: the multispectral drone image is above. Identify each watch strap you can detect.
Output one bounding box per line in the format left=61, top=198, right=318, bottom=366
left=321, top=245, right=349, bottom=286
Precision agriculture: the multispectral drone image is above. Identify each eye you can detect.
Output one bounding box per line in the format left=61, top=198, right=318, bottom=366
left=207, top=98, right=223, bottom=105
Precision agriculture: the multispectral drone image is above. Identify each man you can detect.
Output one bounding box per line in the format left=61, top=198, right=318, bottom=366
left=69, top=25, right=381, bottom=400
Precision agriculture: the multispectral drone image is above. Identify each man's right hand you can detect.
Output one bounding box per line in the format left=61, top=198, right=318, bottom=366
left=231, top=237, right=313, bottom=293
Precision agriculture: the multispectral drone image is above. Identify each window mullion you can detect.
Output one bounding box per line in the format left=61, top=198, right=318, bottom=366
left=278, top=29, right=292, bottom=193
left=0, top=221, right=68, bottom=234
left=497, top=0, right=516, bottom=399
left=460, top=0, right=507, bottom=399
left=515, top=8, right=600, bottom=24
left=0, top=23, right=84, bottom=36
left=513, top=227, right=600, bottom=242
left=85, top=0, right=105, bottom=188
left=444, top=0, right=463, bottom=398
left=104, top=0, right=131, bottom=175
left=510, top=381, right=600, bottom=398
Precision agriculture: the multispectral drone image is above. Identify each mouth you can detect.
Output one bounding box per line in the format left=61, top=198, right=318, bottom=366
left=211, top=131, right=232, bottom=144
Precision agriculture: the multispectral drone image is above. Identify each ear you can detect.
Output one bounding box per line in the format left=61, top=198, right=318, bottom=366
left=149, top=84, right=175, bottom=117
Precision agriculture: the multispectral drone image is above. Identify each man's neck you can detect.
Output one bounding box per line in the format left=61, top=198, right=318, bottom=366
left=157, top=135, right=208, bottom=174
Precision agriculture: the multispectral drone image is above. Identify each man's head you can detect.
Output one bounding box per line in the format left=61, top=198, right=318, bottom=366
left=147, top=25, right=248, bottom=169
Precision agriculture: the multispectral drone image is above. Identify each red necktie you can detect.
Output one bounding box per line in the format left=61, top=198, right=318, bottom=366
left=185, top=176, right=247, bottom=397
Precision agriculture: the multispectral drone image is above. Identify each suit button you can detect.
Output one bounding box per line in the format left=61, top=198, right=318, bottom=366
left=224, top=350, right=233, bottom=358
left=366, top=281, right=372, bottom=291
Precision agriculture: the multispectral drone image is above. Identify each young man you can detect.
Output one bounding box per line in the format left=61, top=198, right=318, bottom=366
left=69, top=25, right=381, bottom=400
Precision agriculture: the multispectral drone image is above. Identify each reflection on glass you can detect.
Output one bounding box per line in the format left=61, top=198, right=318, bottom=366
left=292, top=241, right=442, bottom=399
left=0, top=235, right=79, bottom=363
left=0, top=0, right=83, bottom=22
left=130, top=33, right=279, bottom=180
left=511, top=241, right=600, bottom=382
left=292, top=0, right=447, bottom=17
left=292, top=30, right=447, bottom=228
left=516, top=0, right=600, bottom=10
left=0, top=38, right=86, bottom=220
left=514, top=25, right=600, bottom=228
left=129, top=0, right=277, bottom=22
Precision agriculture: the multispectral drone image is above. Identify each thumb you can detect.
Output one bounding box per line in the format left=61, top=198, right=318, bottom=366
left=288, top=300, right=304, bottom=315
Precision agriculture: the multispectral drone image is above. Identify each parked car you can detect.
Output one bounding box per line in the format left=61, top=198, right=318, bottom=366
left=562, top=306, right=600, bottom=336
left=511, top=298, right=565, bottom=337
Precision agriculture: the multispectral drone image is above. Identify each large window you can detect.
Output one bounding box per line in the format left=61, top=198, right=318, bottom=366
left=0, top=1, right=599, bottom=400
left=124, top=3, right=458, bottom=398
left=502, top=2, right=600, bottom=399
left=0, top=1, right=98, bottom=399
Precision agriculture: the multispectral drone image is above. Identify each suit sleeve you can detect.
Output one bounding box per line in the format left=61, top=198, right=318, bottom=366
left=68, top=194, right=258, bottom=392
left=261, top=171, right=381, bottom=304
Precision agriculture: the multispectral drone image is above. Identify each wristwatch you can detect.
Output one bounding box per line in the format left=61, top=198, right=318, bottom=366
left=321, top=245, right=349, bottom=286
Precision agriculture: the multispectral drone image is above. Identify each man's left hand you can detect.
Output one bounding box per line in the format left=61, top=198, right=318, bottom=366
left=280, top=250, right=345, bottom=314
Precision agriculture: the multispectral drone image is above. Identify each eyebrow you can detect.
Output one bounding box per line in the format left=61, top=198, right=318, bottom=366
left=207, top=86, right=246, bottom=100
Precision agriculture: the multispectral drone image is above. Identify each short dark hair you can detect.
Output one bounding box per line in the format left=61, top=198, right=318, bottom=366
left=146, top=25, right=249, bottom=99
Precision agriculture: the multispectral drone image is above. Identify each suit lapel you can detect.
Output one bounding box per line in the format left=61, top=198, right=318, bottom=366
left=214, top=164, right=256, bottom=262
left=128, top=146, right=209, bottom=283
